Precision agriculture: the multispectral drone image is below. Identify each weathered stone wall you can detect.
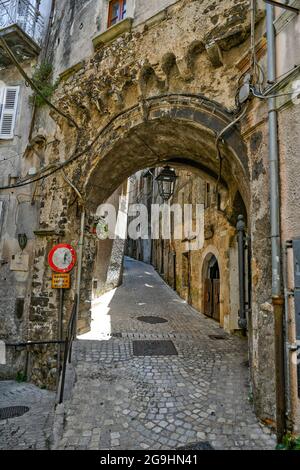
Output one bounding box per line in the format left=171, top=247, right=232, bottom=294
left=8, top=0, right=279, bottom=422
left=0, top=0, right=52, bottom=379
left=0, top=61, right=41, bottom=379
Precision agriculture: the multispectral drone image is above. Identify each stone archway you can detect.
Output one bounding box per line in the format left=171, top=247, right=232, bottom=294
left=29, top=93, right=251, bottom=367
left=82, top=94, right=250, bottom=214
left=74, top=93, right=250, bottom=334
left=27, top=90, right=276, bottom=425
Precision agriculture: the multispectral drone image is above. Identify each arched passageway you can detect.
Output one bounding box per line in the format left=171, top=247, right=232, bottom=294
left=82, top=95, right=250, bottom=214
left=75, top=95, right=250, bottom=337
left=28, top=93, right=276, bottom=429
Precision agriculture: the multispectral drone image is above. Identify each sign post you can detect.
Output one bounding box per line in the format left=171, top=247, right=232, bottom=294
left=48, top=244, right=77, bottom=382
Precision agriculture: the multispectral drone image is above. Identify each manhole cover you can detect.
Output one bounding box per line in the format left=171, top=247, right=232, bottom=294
left=137, top=316, right=168, bottom=324
left=0, top=406, right=29, bottom=420
left=208, top=335, right=228, bottom=340
left=177, top=441, right=214, bottom=450
left=133, top=340, right=178, bottom=356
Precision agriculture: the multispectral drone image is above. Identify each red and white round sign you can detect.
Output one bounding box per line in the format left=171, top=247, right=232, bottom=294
left=48, top=244, right=77, bottom=273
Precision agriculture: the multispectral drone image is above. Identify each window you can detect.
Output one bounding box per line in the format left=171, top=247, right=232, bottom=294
left=108, top=0, right=127, bottom=28
left=0, top=86, right=20, bottom=140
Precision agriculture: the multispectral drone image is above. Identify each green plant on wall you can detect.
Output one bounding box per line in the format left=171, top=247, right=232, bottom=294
left=16, top=371, right=27, bottom=383
left=29, top=63, right=58, bottom=107
left=276, top=433, right=300, bottom=450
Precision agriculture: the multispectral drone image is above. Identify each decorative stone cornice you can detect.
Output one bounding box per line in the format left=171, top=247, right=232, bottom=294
left=92, top=18, right=133, bottom=49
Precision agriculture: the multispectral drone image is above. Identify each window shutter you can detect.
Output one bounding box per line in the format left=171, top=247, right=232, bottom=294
left=0, top=87, right=20, bottom=140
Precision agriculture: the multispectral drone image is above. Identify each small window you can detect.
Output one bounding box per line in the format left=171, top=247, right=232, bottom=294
left=0, top=86, right=20, bottom=140
left=108, top=0, right=127, bottom=28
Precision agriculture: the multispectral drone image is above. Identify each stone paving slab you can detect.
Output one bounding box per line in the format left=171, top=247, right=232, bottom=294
left=0, top=381, right=55, bottom=450
left=55, top=258, right=276, bottom=450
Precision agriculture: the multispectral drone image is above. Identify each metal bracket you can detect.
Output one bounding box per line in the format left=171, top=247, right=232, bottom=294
left=287, top=343, right=298, bottom=352
left=285, top=289, right=295, bottom=298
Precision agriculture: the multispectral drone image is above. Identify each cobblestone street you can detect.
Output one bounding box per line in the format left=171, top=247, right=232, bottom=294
left=0, top=381, right=55, bottom=450
left=54, top=258, right=276, bottom=450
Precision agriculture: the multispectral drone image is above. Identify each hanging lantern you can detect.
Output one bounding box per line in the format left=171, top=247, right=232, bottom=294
left=156, top=166, right=177, bottom=201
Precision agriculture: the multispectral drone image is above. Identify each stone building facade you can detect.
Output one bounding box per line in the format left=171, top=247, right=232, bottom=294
left=0, top=0, right=52, bottom=377
left=0, top=0, right=299, bottom=436
left=126, top=167, right=244, bottom=333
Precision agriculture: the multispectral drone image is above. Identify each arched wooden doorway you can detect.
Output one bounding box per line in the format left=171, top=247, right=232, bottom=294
left=204, top=255, right=220, bottom=322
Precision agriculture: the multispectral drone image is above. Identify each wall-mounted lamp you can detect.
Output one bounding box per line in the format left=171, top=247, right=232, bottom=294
left=156, top=166, right=178, bottom=202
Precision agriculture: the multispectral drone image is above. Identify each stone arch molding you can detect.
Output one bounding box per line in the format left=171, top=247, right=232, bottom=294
left=81, top=93, right=250, bottom=212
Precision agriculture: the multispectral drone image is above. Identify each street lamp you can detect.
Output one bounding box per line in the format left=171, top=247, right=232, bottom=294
left=156, top=166, right=177, bottom=201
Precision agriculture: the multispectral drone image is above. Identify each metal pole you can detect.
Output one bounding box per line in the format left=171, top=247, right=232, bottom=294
left=266, top=3, right=286, bottom=441
left=59, top=289, right=64, bottom=341
left=237, top=215, right=247, bottom=330
left=75, top=209, right=85, bottom=331
left=59, top=337, right=69, bottom=404
left=267, top=5, right=281, bottom=297
left=56, top=288, right=64, bottom=385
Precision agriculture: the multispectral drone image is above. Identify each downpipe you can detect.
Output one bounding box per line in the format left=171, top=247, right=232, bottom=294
left=75, top=208, right=85, bottom=331
left=266, top=4, right=286, bottom=442
left=237, top=215, right=247, bottom=331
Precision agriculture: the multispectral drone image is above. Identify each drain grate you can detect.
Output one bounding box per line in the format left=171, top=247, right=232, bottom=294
left=208, top=334, right=228, bottom=341
left=177, top=441, right=214, bottom=450
left=133, top=340, right=178, bottom=356
left=0, top=406, right=29, bottom=420
left=137, top=316, right=168, bottom=324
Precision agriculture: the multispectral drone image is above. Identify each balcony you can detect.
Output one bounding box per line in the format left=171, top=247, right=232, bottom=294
left=0, top=0, right=44, bottom=66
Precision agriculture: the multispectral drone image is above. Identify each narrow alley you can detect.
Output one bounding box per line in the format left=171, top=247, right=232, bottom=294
left=53, top=258, right=276, bottom=451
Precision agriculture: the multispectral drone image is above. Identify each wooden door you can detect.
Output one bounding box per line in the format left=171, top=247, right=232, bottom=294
left=204, top=279, right=213, bottom=317
left=213, top=279, right=220, bottom=321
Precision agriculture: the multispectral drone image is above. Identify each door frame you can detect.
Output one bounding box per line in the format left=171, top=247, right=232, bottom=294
left=201, top=249, right=222, bottom=324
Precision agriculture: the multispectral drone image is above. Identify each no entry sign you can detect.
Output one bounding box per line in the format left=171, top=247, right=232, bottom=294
left=48, top=244, right=77, bottom=273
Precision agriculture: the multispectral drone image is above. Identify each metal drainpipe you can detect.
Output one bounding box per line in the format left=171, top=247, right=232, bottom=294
left=237, top=215, right=247, bottom=330
left=75, top=208, right=85, bottom=332
left=266, top=4, right=286, bottom=441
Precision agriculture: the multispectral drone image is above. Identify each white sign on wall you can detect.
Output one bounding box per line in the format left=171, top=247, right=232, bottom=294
left=0, top=341, right=5, bottom=365
left=10, top=253, right=29, bottom=272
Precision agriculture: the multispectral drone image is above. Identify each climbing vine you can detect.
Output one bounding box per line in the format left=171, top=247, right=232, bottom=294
left=29, top=63, right=58, bottom=107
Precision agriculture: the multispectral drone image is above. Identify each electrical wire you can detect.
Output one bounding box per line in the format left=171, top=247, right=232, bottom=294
left=0, top=93, right=248, bottom=192
left=251, top=86, right=300, bottom=100
left=249, top=0, right=265, bottom=91
left=215, top=102, right=250, bottom=191
left=0, top=36, right=79, bottom=129
left=0, top=99, right=146, bottom=191
left=132, top=130, right=164, bottom=163
left=0, top=156, right=18, bottom=168
left=61, top=168, right=84, bottom=203
left=0, top=149, right=29, bottom=165
left=271, top=65, right=300, bottom=84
